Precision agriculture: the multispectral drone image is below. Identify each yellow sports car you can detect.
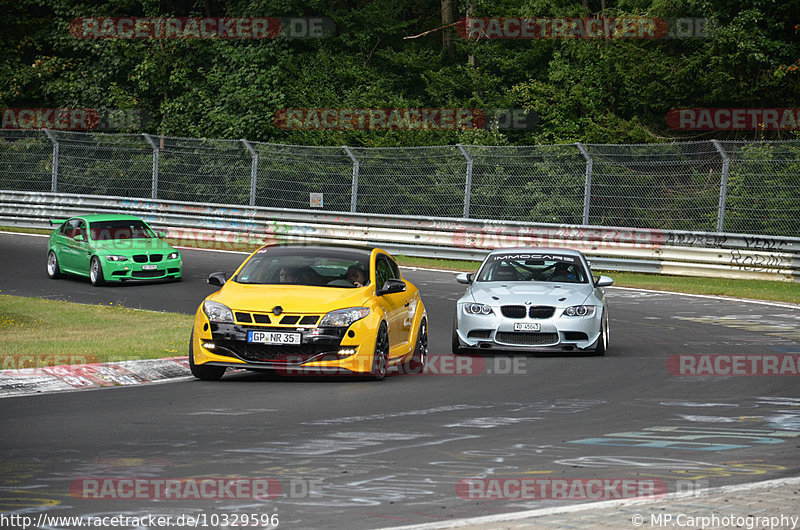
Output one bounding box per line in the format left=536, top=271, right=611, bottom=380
left=190, top=244, right=428, bottom=380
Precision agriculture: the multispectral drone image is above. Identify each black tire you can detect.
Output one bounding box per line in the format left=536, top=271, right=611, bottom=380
left=370, top=323, right=389, bottom=380
left=89, top=256, right=105, bottom=286
left=594, top=311, right=608, bottom=356
left=402, top=318, right=428, bottom=374
left=47, top=250, right=62, bottom=279
left=189, top=331, right=226, bottom=381
left=451, top=317, right=468, bottom=355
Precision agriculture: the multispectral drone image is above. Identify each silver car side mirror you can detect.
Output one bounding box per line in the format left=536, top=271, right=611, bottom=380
left=456, top=272, right=473, bottom=284
left=595, top=275, right=614, bottom=287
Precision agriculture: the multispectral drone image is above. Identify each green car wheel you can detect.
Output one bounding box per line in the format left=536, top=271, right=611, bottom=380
left=89, top=256, right=105, bottom=286
left=46, top=250, right=62, bottom=279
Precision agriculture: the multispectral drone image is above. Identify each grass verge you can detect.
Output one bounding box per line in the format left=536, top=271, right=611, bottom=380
left=4, top=226, right=799, bottom=304
left=0, top=294, right=193, bottom=369
left=396, top=256, right=800, bottom=304
left=0, top=226, right=51, bottom=235
left=588, top=271, right=799, bottom=303
left=0, top=228, right=798, bottom=368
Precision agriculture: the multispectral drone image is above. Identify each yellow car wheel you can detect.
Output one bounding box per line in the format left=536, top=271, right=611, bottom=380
left=189, top=331, right=226, bottom=381
left=403, top=318, right=427, bottom=374
left=370, top=323, right=389, bottom=380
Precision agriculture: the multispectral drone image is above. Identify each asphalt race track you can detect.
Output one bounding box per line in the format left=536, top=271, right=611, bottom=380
left=1, top=232, right=799, bottom=529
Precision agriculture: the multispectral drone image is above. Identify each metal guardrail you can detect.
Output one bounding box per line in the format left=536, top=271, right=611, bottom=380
left=2, top=190, right=799, bottom=282
left=2, top=130, right=800, bottom=238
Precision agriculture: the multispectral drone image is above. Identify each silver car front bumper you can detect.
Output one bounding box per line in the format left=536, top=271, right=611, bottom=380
left=455, top=306, right=603, bottom=352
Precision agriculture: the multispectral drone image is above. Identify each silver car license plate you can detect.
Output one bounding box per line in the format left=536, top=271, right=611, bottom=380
left=514, top=323, right=541, bottom=331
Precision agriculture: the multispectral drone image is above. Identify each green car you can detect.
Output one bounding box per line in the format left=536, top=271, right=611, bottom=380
left=47, top=214, right=182, bottom=286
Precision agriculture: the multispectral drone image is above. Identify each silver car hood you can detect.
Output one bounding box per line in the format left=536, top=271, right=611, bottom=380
left=466, top=281, right=592, bottom=306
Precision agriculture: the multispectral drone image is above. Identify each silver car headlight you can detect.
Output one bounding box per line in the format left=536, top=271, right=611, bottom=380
left=319, top=307, right=370, bottom=327
left=464, top=303, right=493, bottom=315
left=562, top=305, right=596, bottom=317
left=203, top=300, right=234, bottom=323
left=167, top=252, right=180, bottom=260
left=105, top=255, right=128, bottom=262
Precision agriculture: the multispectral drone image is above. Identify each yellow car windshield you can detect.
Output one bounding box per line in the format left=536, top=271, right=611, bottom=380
left=235, top=248, right=370, bottom=288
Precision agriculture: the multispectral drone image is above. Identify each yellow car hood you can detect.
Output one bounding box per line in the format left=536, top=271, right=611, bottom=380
left=210, top=282, right=371, bottom=314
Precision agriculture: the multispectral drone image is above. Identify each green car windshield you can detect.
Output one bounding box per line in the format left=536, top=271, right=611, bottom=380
left=89, top=220, right=156, bottom=241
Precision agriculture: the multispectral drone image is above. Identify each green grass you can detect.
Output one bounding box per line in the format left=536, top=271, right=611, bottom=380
left=397, top=256, right=799, bottom=304
left=0, top=295, right=193, bottom=369
left=0, top=224, right=797, bottom=368
left=1, top=226, right=51, bottom=235
left=5, top=225, right=798, bottom=303
left=588, top=270, right=799, bottom=303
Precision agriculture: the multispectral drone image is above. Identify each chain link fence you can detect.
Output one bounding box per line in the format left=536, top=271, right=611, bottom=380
left=719, top=141, right=800, bottom=236
left=350, top=145, right=467, bottom=218
left=0, top=130, right=54, bottom=192
left=0, top=130, right=797, bottom=236
left=466, top=144, right=588, bottom=224
left=51, top=131, right=153, bottom=197
left=585, top=141, right=724, bottom=232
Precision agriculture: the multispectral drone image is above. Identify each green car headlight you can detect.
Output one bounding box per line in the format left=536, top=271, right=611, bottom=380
left=203, top=300, right=234, bottom=323
left=167, top=252, right=180, bottom=260
left=105, top=255, right=128, bottom=262
left=319, top=307, right=370, bottom=327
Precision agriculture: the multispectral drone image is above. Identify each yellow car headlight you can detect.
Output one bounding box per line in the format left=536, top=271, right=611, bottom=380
left=203, top=300, right=234, bottom=323
left=319, top=307, right=370, bottom=327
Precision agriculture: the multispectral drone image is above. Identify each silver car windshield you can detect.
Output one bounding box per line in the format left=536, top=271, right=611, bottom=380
left=477, top=254, right=588, bottom=283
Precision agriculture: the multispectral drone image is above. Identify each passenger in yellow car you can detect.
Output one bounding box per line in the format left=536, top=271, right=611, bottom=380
left=346, top=265, right=367, bottom=287
left=279, top=267, right=299, bottom=283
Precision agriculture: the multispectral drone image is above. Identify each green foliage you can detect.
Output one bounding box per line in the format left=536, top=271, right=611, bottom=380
left=3, top=0, right=797, bottom=146
left=2, top=1, right=798, bottom=236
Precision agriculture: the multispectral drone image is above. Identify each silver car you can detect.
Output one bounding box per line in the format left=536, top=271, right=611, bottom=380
left=452, top=248, right=613, bottom=355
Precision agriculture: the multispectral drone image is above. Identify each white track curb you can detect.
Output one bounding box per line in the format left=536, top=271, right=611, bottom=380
left=384, top=475, right=800, bottom=529
left=0, top=357, right=192, bottom=398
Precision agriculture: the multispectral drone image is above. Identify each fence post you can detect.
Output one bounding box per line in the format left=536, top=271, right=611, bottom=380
left=42, top=129, right=59, bottom=193
left=241, top=139, right=258, bottom=206
left=576, top=142, right=592, bottom=225
left=711, top=140, right=730, bottom=233
left=343, top=146, right=359, bottom=213
left=456, top=143, right=473, bottom=219
left=142, top=134, right=159, bottom=199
